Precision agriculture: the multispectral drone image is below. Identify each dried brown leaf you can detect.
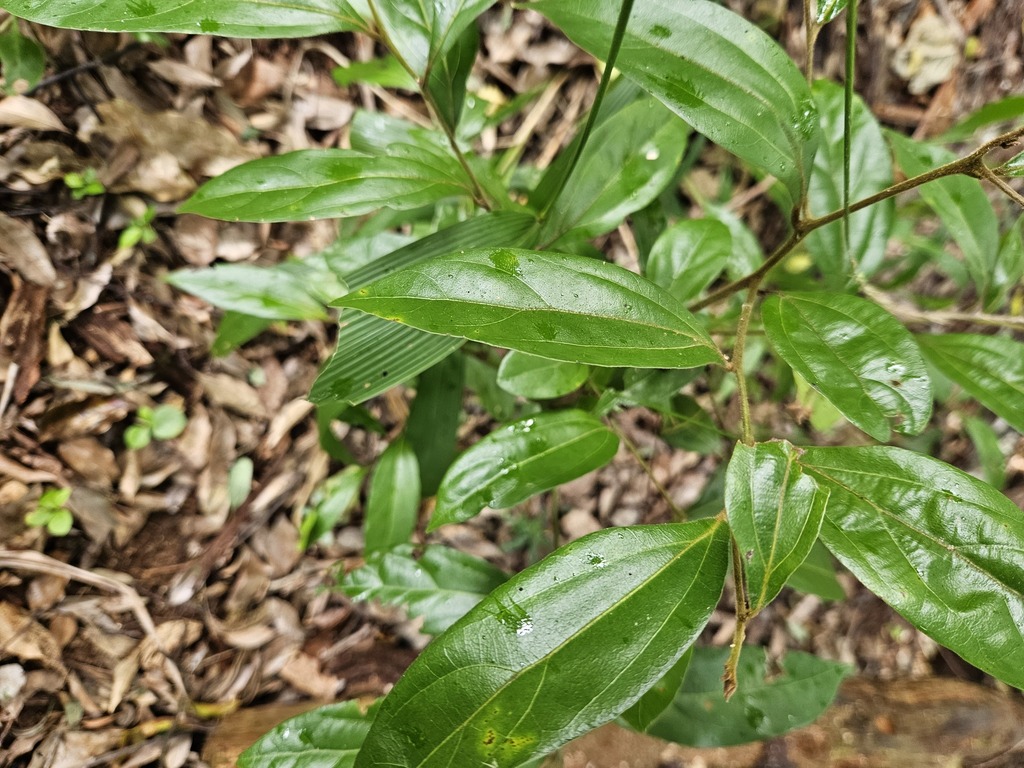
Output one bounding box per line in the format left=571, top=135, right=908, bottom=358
left=0, top=96, right=67, bottom=132
left=0, top=213, right=57, bottom=286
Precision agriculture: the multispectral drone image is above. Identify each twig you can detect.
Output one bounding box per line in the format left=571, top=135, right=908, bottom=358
left=25, top=41, right=145, bottom=97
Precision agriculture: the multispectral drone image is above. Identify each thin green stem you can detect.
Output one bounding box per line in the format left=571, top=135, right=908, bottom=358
left=803, top=0, right=819, bottom=87
left=538, top=0, right=636, bottom=220
left=842, top=0, right=859, bottom=270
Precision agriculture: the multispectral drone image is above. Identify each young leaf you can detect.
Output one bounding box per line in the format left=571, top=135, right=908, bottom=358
left=816, top=0, right=849, bottom=24
left=353, top=520, right=730, bottom=768
left=299, top=466, right=367, bottom=549
left=370, top=0, right=492, bottom=78
left=496, top=352, right=589, bottom=400
left=2, top=0, right=371, bottom=37
left=645, top=219, right=732, bottom=303
left=762, top=292, right=932, bottom=442
left=426, top=24, right=478, bottom=132
left=801, top=445, right=1024, bottom=689
left=916, top=333, right=1024, bottom=434
left=364, top=439, right=420, bottom=555
left=238, top=699, right=380, bottom=768
left=986, top=216, right=1024, bottom=311
left=889, top=134, right=999, bottom=299
left=405, top=355, right=466, bottom=495
left=167, top=264, right=332, bottom=321
left=533, top=0, right=819, bottom=202
left=335, top=248, right=724, bottom=370
left=431, top=410, right=618, bottom=529
left=310, top=212, right=536, bottom=405
left=805, top=80, right=894, bottom=280
left=725, top=441, right=829, bottom=614
left=0, top=26, right=46, bottom=90
left=179, top=149, right=472, bottom=223
left=341, top=544, right=508, bottom=635
left=963, top=415, right=1007, bottom=491
left=646, top=646, right=849, bottom=746
left=540, top=97, right=689, bottom=243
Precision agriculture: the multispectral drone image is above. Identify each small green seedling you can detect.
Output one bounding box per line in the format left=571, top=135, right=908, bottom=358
left=25, top=488, right=74, bottom=536
left=118, top=205, right=158, bottom=250
left=63, top=168, right=105, bottom=199
left=124, top=404, right=187, bottom=449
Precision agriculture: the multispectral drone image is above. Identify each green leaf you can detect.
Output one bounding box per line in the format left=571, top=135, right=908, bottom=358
left=620, top=646, right=693, bottom=732
left=167, top=264, right=331, bottom=321
left=1000, top=150, right=1024, bottom=177
left=406, top=355, right=466, bottom=495
left=335, top=248, right=723, bottom=369
left=238, top=699, right=380, bottom=768
left=496, top=352, right=589, bottom=400
left=431, top=409, right=618, bottom=529
left=464, top=355, right=519, bottom=421
left=40, top=487, right=72, bottom=508
left=801, top=445, right=1024, bottom=690
left=299, top=466, right=367, bottom=549
left=149, top=405, right=187, bottom=441
left=227, top=457, right=253, bottom=510
left=889, top=134, right=999, bottom=299
left=645, top=219, right=731, bottom=303
left=0, top=26, right=46, bottom=90
left=533, top=0, right=819, bottom=202
left=341, top=544, right=508, bottom=635
left=917, top=333, right=1024, bottom=434
left=762, top=292, right=932, bottom=442
left=370, top=0, right=493, bottom=78
left=540, top=97, right=689, bottom=242
left=806, top=80, right=894, bottom=280
left=179, top=149, right=472, bottom=223
left=426, top=24, right=478, bottom=131
left=123, top=424, right=152, bottom=450
left=211, top=312, right=270, bottom=357
left=816, top=0, right=849, bottom=24
left=786, top=540, right=845, bottom=601
left=659, top=396, right=724, bottom=455
left=310, top=212, right=536, bottom=405
left=24, top=508, right=52, bottom=528
left=646, top=646, right=849, bottom=746
left=1, top=0, right=370, bottom=37
left=939, top=95, right=1024, bottom=142
left=332, top=57, right=418, bottom=89
left=364, top=439, right=420, bottom=555
left=963, top=415, right=1006, bottom=491
left=987, top=216, right=1024, bottom=311
left=46, top=509, right=74, bottom=537
left=725, top=441, right=829, bottom=614
left=354, top=520, right=730, bottom=768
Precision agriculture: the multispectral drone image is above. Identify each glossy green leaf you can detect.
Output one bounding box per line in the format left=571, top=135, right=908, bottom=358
left=299, top=466, right=367, bottom=549
left=431, top=409, right=618, bottom=529
left=179, top=149, right=472, bottom=223
left=963, top=415, right=1006, bottom=491
left=406, top=355, right=466, bottom=495
left=364, top=439, right=420, bottom=555
left=1, top=0, right=370, bottom=37
left=806, top=80, right=893, bottom=280
left=540, top=97, right=689, bottom=242
left=335, top=248, right=723, bottom=369
left=917, top=333, right=1024, bottom=434
left=354, top=520, right=730, bottom=768
left=238, top=699, right=380, bottom=768
left=762, top=292, right=932, bottom=442
left=816, top=0, right=849, bottom=24
left=646, top=219, right=731, bottom=303
left=889, top=134, right=999, bottom=298
left=310, top=213, right=537, bottom=404
left=496, top=352, right=589, bottom=400
left=534, top=0, right=819, bottom=202
left=464, top=355, right=519, bottom=421
left=801, top=445, right=1024, bottom=689
left=647, top=646, right=849, bottom=746
left=725, top=441, right=829, bottom=614
left=620, top=646, right=693, bottom=732
left=786, top=540, right=845, bottom=600
left=371, top=0, right=493, bottom=77
left=341, top=544, right=507, bottom=635
left=166, top=264, right=331, bottom=321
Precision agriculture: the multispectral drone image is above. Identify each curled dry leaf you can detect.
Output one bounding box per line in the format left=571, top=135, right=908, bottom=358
left=0, top=213, right=57, bottom=286
left=0, top=95, right=67, bottom=132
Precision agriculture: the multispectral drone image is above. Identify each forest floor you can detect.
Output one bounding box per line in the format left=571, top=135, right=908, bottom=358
left=1, top=1, right=1023, bottom=767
